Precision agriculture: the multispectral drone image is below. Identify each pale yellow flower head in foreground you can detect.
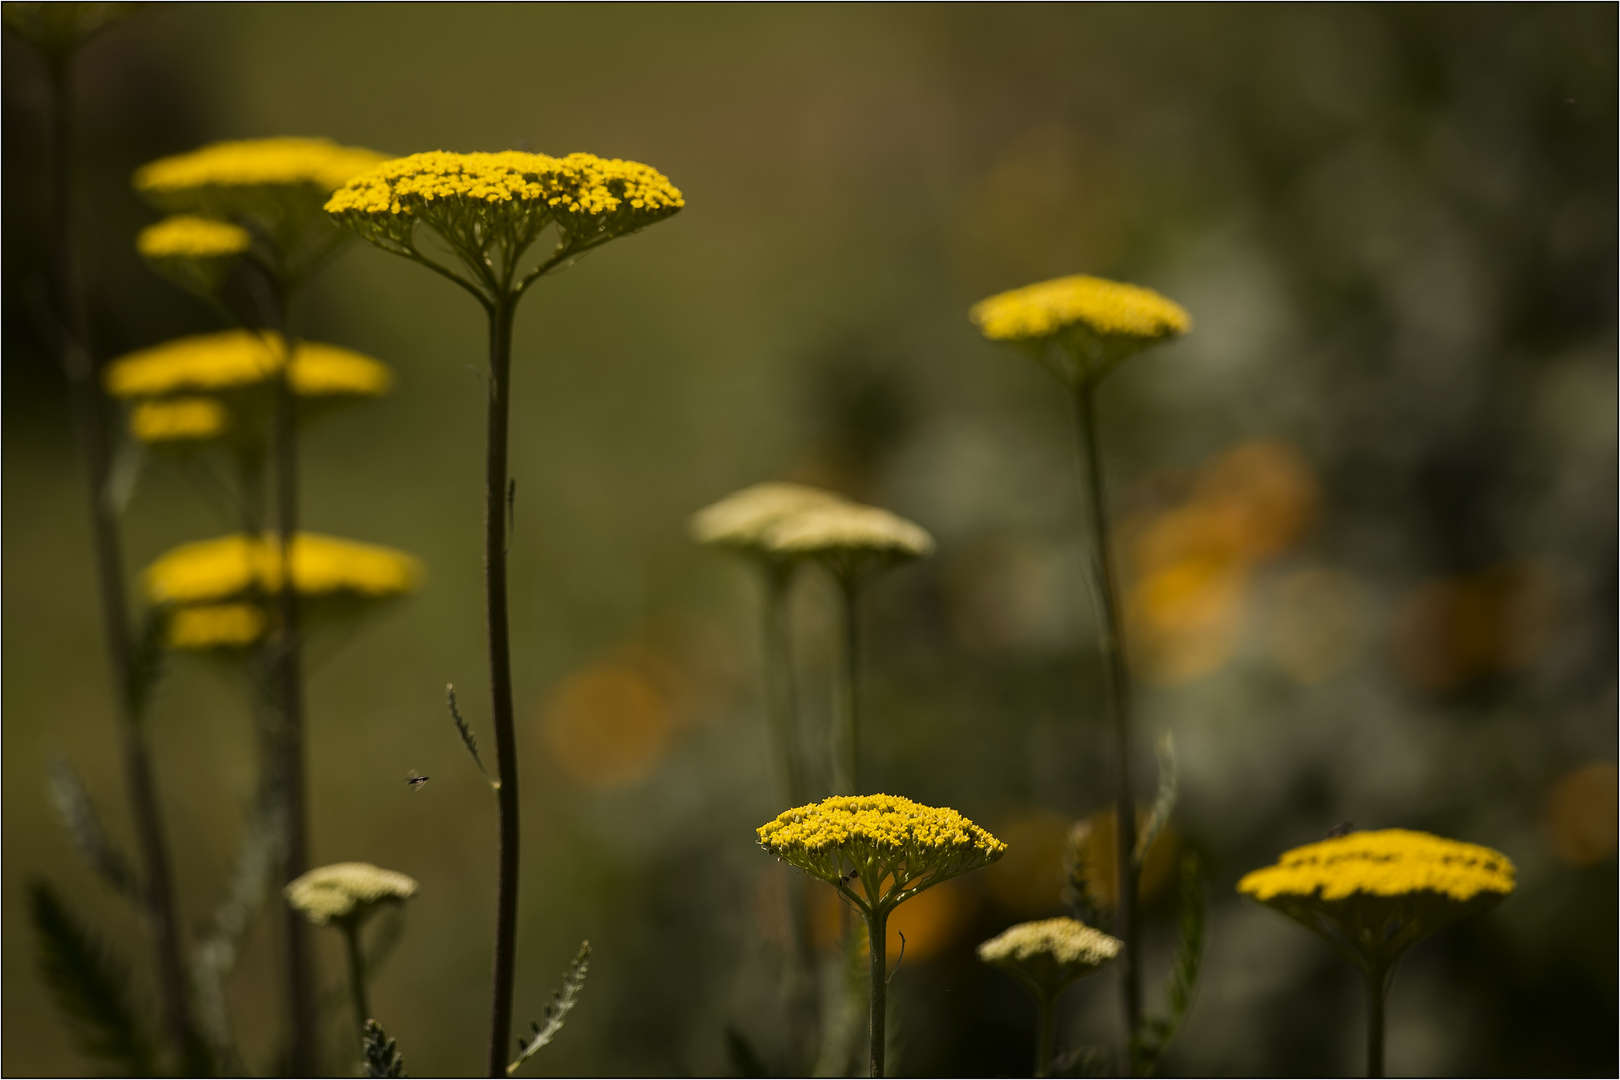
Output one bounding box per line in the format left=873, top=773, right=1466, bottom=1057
left=105, top=332, right=392, bottom=402
left=1237, top=828, right=1514, bottom=973
left=129, top=397, right=229, bottom=445
left=758, top=794, right=1005, bottom=918
left=971, top=274, right=1191, bottom=387
left=284, top=862, right=418, bottom=926
left=326, top=150, right=684, bottom=290
left=763, top=501, right=935, bottom=585
left=688, top=482, right=849, bottom=555
left=978, top=917, right=1122, bottom=997
left=144, top=532, right=422, bottom=607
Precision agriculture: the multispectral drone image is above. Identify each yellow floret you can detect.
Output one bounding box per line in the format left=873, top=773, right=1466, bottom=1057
left=1236, top=828, right=1515, bottom=904
left=143, top=533, right=423, bottom=606
left=136, top=215, right=252, bottom=260
left=167, top=603, right=266, bottom=650
left=688, top=482, right=849, bottom=552
left=129, top=397, right=229, bottom=444
left=759, top=794, right=1005, bottom=915
left=135, top=137, right=387, bottom=199
left=104, top=332, right=390, bottom=401
left=284, top=862, right=418, bottom=926
left=971, top=275, right=1191, bottom=345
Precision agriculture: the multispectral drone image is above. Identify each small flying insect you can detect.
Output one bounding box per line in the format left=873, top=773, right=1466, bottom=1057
left=405, top=770, right=430, bottom=792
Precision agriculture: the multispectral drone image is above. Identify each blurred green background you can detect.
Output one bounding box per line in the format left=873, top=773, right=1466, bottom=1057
left=4, top=4, right=1615, bottom=1075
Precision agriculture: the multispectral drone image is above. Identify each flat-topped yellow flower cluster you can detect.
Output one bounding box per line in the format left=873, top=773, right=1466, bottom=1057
left=1237, top=828, right=1515, bottom=904
left=137, top=215, right=252, bottom=260
left=144, top=532, right=422, bottom=606
left=105, top=331, right=391, bottom=401
left=135, top=137, right=387, bottom=203
left=972, top=274, right=1191, bottom=345
left=129, top=397, right=229, bottom=444
left=167, top=602, right=266, bottom=650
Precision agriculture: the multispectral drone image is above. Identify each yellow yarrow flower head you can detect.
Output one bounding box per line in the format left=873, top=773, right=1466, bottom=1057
left=166, top=602, right=266, bottom=651
left=2, top=2, right=130, bottom=59
left=971, top=274, right=1191, bottom=388
left=136, top=215, right=251, bottom=297
left=1237, top=828, right=1515, bottom=974
left=325, top=150, right=684, bottom=299
left=977, top=917, right=1121, bottom=998
left=762, top=502, right=935, bottom=586
left=284, top=862, right=418, bottom=927
left=105, top=331, right=391, bottom=411
left=134, top=137, right=387, bottom=277
left=688, top=482, right=849, bottom=558
left=128, top=396, right=230, bottom=446
left=143, top=532, right=423, bottom=607
left=758, top=794, right=1006, bottom=918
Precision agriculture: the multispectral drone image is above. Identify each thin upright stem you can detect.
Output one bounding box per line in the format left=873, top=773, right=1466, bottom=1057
left=343, top=920, right=371, bottom=1050
left=839, top=578, right=862, bottom=796
left=1035, top=990, right=1057, bottom=1078
left=1071, top=383, right=1140, bottom=1061
left=865, top=908, right=889, bottom=1079
left=44, top=49, right=199, bottom=1072
left=483, top=297, right=522, bottom=1078
left=1365, top=966, right=1387, bottom=1078
left=762, top=564, right=804, bottom=806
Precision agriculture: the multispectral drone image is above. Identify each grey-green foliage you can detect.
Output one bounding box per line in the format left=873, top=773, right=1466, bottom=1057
left=362, top=1019, right=407, bottom=1078
left=127, top=606, right=170, bottom=722
left=507, top=941, right=590, bottom=1076
left=47, top=759, right=147, bottom=911
left=445, top=683, right=494, bottom=788
left=1133, top=733, right=1178, bottom=868
left=1131, top=853, right=1207, bottom=1077
left=28, top=879, right=157, bottom=1076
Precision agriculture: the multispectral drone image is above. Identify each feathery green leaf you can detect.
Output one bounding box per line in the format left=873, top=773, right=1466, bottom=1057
left=506, top=941, right=590, bottom=1075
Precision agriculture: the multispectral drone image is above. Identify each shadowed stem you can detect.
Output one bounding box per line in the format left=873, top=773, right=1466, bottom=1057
left=864, top=908, right=889, bottom=1078
left=44, top=48, right=199, bottom=1071
left=1365, top=964, right=1389, bottom=1078
left=1071, top=382, right=1140, bottom=1065
left=342, top=919, right=371, bottom=1051
left=1035, top=990, right=1057, bottom=1078
left=483, top=296, right=522, bottom=1077
left=839, top=577, right=862, bottom=796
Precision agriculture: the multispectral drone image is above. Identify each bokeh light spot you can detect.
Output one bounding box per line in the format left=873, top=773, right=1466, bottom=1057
left=1543, top=762, right=1618, bottom=867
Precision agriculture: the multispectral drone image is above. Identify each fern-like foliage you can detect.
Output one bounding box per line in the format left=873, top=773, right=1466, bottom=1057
left=445, top=683, right=495, bottom=788
left=507, top=941, right=590, bottom=1076
left=1130, top=852, right=1207, bottom=1077
left=1133, top=732, right=1178, bottom=868
left=28, top=879, right=158, bottom=1076
left=47, top=759, right=147, bottom=912
left=363, top=1019, right=408, bottom=1078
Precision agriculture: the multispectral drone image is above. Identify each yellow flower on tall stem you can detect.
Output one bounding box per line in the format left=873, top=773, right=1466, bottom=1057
left=971, top=274, right=1189, bottom=1057
left=328, top=148, right=681, bottom=1076
left=760, top=794, right=1006, bottom=1078
left=1239, top=829, right=1514, bottom=1078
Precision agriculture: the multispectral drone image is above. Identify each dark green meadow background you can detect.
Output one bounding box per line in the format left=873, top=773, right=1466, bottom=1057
left=4, top=5, right=1615, bottom=1075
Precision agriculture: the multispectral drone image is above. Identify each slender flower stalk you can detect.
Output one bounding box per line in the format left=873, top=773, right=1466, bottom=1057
left=328, top=149, right=682, bottom=1075
left=2, top=8, right=201, bottom=1069
left=762, top=503, right=934, bottom=796
left=132, top=135, right=388, bottom=1072
left=1238, top=828, right=1515, bottom=1077
left=972, top=274, right=1190, bottom=1060
left=759, top=794, right=1006, bottom=1077
left=978, top=918, right=1122, bottom=1077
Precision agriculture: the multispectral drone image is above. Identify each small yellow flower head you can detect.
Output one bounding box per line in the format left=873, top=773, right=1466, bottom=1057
left=136, top=216, right=253, bottom=298
left=143, top=533, right=423, bottom=606
left=128, top=397, right=230, bottom=445
left=166, top=603, right=266, bottom=650
left=1237, top=829, right=1515, bottom=972
left=135, top=137, right=386, bottom=214
left=284, top=862, right=418, bottom=926
left=758, top=794, right=1006, bottom=916
left=688, top=482, right=849, bottom=555
left=978, top=917, right=1121, bottom=998
left=326, top=150, right=683, bottom=289
left=970, top=274, right=1191, bottom=387
left=104, top=332, right=391, bottom=404
left=762, top=502, right=935, bottom=585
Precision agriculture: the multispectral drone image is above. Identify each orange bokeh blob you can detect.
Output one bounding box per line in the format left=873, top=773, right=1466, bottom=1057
left=886, top=877, right=974, bottom=962
left=1543, top=762, right=1619, bottom=867
left=542, top=659, right=673, bottom=790
left=984, top=810, right=1074, bottom=916
left=1393, top=561, right=1559, bottom=692
left=1071, top=805, right=1179, bottom=909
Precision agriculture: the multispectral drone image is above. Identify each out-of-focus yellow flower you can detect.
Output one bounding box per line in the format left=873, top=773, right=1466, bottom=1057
left=135, top=138, right=386, bottom=211
left=128, top=397, right=229, bottom=445
left=105, top=332, right=391, bottom=403
left=326, top=150, right=683, bottom=275
left=1238, top=829, right=1514, bottom=973
left=688, top=482, right=849, bottom=556
left=970, top=274, right=1190, bottom=386
left=1543, top=762, right=1619, bottom=867
left=137, top=215, right=251, bottom=260
left=284, top=862, right=418, bottom=926
left=762, top=502, right=934, bottom=585
left=166, top=602, right=266, bottom=650
left=143, top=532, right=422, bottom=606
left=1127, top=556, right=1247, bottom=684
left=758, top=794, right=1005, bottom=918
left=978, top=916, right=1121, bottom=997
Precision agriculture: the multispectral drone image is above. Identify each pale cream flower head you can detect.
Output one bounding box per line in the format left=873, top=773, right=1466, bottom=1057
left=688, top=482, right=849, bottom=557
left=762, top=502, right=935, bottom=585
left=978, top=917, right=1121, bottom=998
left=284, top=862, right=418, bottom=926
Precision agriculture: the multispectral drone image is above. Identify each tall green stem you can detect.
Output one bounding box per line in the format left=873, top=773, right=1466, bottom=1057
left=483, top=297, right=522, bottom=1077
left=343, top=920, right=371, bottom=1049
left=43, top=48, right=199, bottom=1071
left=1035, top=990, right=1057, bottom=1078
left=839, top=578, right=862, bottom=796
left=1071, top=383, right=1140, bottom=1061
left=865, top=909, right=888, bottom=1078
left=1365, top=965, right=1387, bottom=1078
